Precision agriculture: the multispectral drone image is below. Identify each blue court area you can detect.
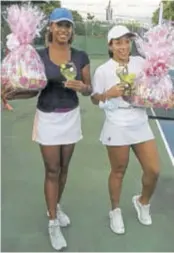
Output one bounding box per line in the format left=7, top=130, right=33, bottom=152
left=159, top=120, right=174, bottom=156
left=157, top=69, right=174, bottom=162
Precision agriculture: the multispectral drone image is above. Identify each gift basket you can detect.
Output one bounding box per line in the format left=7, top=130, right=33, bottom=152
left=1, top=4, right=48, bottom=100
left=123, top=24, right=174, bottom=109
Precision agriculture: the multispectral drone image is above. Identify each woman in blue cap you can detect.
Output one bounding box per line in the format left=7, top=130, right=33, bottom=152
left=32, top=8, right=91, bottom=250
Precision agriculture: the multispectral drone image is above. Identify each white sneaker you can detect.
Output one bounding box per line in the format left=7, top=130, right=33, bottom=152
left=48, top=219, right=67, bottom=251
left=57, top=204, right=71, bottom=227
left=132, top=195, right=152, bottom=225
left=47, top=204, right=70, bottom=227
left=109, top=208, right=125, bottom=234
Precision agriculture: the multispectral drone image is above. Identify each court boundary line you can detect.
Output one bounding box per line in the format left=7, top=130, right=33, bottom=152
left=151, top=108, right=174, bottom=167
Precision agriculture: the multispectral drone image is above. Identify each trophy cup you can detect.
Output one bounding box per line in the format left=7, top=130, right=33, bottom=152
left=60, top=62, right=77, bottom=84
left=116, top=64, right=136, bottom=97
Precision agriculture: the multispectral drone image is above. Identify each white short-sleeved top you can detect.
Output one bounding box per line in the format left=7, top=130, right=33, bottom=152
left=92, top=56, right=148, bottom=126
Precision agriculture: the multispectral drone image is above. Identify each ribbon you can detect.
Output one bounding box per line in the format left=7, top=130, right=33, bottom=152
left=6, top=33, right=20, bottom=51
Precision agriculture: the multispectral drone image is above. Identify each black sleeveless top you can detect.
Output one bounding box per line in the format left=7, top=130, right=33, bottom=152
left=37, top=47, right=90, bottom=112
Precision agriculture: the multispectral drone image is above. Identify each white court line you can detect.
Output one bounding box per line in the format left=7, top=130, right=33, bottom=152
left=151, top=108, right=174, bottom=167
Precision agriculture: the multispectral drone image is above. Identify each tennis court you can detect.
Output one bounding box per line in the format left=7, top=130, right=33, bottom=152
left=148, top=69, right=174, bottom=166
left=1, top=58, right=174, bottom=252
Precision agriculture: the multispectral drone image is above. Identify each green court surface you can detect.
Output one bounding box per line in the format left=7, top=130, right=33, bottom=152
left=1, top=59, right=174, bottom=252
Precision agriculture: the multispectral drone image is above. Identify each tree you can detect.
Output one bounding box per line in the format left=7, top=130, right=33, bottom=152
left=71, top=10, right=83, bottom=22
left=39, top=1, right=61, bottom=15
left=87, top=13, right=95, bottom=21
left=38, top=2, right=83, bottom=23
left=71, top=10, right=84, bottom=35
left=1, top=1, right=48, bottom=5
left=152, top=1, right=174, bottom=24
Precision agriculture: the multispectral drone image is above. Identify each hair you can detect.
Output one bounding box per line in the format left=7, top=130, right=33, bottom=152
left=108, top=49, right=113, bottom=58
left=108, top=40, right=113, bottom=58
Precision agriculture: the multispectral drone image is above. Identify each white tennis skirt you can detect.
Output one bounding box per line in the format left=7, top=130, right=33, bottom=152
left=32, top=107, right=82, bottom=145
left=100, top=120, right=154, bottom=146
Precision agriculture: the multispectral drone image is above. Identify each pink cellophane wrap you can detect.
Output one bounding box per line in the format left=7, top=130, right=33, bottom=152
left=1, top=4, right=48, bottom=97
left=129, top=25, right=174, bottom=109
left=132, top=73, right=174, bottom=109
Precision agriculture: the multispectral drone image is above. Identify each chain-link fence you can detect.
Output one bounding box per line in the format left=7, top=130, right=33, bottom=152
left=72, top=21, right=148, bottom=57
left=32, top=21, right=147, bottom=57
left=1, top=13, right=148, bottom=59
left=0, top=0, right=151, bottom=58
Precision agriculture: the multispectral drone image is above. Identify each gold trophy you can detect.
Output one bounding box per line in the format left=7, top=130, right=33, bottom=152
left=60, top=62, right=77, bottom=82
left=116, top=64, right=136, bottom=97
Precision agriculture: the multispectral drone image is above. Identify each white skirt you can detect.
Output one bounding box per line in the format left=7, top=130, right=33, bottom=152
left=100, top=120, right=154, bottom=146
left=32, top=107, right=82, bottom=145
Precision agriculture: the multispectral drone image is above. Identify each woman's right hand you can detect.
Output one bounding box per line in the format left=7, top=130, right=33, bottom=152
left=105, top=84, right=125, bottom=99
left=91, top=84, right=125, bottom=104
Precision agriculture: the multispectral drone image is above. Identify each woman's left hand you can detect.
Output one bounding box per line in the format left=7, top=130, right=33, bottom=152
left=64, top=80, right=87, bottom=93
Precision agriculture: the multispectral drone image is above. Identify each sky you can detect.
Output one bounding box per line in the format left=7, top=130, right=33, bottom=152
left=61, top=0, right=161, bottom=21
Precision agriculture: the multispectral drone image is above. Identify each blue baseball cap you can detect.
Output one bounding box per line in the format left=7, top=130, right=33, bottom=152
left=49, top=8, right=74, bottom=25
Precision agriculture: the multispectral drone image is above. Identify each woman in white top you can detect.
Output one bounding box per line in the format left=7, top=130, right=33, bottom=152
left=91, top=25, right=160, bottom=234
